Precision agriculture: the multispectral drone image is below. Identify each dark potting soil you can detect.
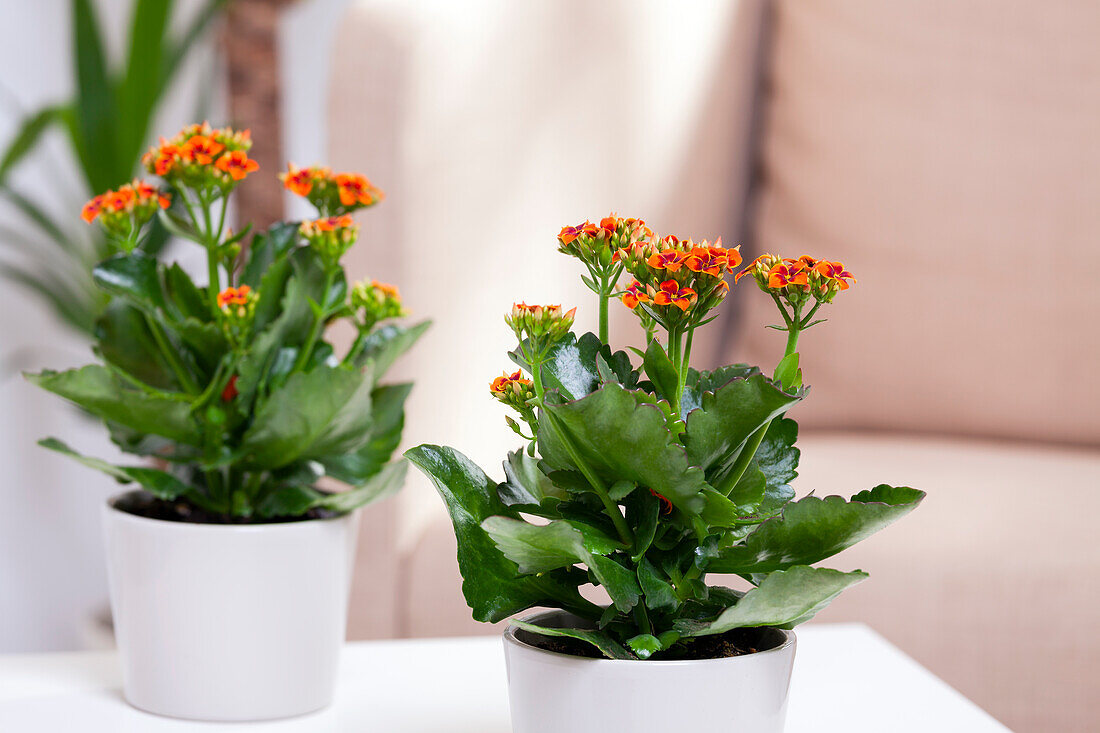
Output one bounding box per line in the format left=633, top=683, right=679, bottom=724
left=529, top=626, right=781, bottom=661
left=114, top=492, right=340, bottom=525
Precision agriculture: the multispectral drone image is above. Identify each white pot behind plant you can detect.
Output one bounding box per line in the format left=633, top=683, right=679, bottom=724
left=503, top=610, right=796, bottom=733
left=103, top=490, right=360, bottom=721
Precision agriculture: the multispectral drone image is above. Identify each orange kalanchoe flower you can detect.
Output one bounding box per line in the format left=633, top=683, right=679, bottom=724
left=305, top=215, right=356, bottom=233
left=621, top=281, right=650, bottom=310
left=335, top=173, right=383, bottom=207
left=647, top=250, right=687, bottom=273
left=215, top=150, right=259, bottom=181
left=217, top=285, right=253, bottom=309
left=372, top=280, right=399, bottom=298
left=280, top=163, right=328, bottom=196
left=558, top=221, right=599, bottom=245
left=652, top=280, right=697, bottom=312
left=490, top=370, right=532, bottom=396
left=734, top=253, right=780, bottom=283
left=684, top=242, right=741, bottom=277
left=143, top=123, right=255, bottom=187
left=814, top=260, right=856, bottom=290
left=767, top=260, right=810, bottom=289
left=179, top=135, right=225, bottom=165
left=149, top=143, right=180, bottom=176
left=81, top=181, right=170, bottom=247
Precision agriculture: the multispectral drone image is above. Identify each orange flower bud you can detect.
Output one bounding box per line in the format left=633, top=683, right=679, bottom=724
left=505, top=302, right=576, bottom=343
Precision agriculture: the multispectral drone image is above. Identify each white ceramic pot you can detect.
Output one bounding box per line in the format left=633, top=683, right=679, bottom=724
left=503, top=610, right=796, bottom=733
left=102, top=490, right=360, bottom=721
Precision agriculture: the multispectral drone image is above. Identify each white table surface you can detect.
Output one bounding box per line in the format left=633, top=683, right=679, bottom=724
left=0, top=623, right=1010, bottom=732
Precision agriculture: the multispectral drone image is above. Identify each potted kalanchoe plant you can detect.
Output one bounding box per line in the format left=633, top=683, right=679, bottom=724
left=28, top=123, right=427, bottom=721
left=407, top=216, right=923, bottom=733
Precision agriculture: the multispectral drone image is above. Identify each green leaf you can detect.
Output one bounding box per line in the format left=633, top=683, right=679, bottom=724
left=637, top=557, right=678, bottom=612
left=241, top=366, right=374, bottom=469
left=510, top=331, right=635, bottom=400
left=641, top=340, right=679, bottom=405
left=406, top=445, right=596, bottom=623
left=162, top=0, right=229, bottom=84
left=1, top=186, right=85, bottom=258
left=39, top=438, right=193, bottom=501
left=728, top=465, right=766, bottom=507
left=0, top=106, right=67, bottom=184
left=624, top=489, right=660, bottom=560
left=241, top=221, right=301, bottom=288
left=681, top=364, right=761, bottom=415
left=1, top=261, right=98, bottom=335
left=683, top=375, right=802, bottom=483
left=94, top=302, right=177, bottom=389
left=27, top=366, right=200, bottom=445
left=93, top=252, right=170, bottom=311
left=482, top=517, right=587, bottom=574
left=538, top=383, right=708, bottom=515
left=255, top=486, right=324, bottom=518
left=116, top=0, right=171, bottom=170
left=626, top=634, right=662, bottom=659
left=676, top=566, right=868, bottom=636
left=355, top=320, right=431, bottom=374
left=482, top=517, right=631, bottom=610
left=72, top=0, right=120, bottom=191
left=707, top=485, right=926, bottom=574
left=319, top=382, right=411, bottom=485
left=773, top=352, right=801, bottom=391
left=499, top=449, right=565, bottom=508
left=511, top=620, right=636, bottom=661
left=315, top=459, right=407, bottom=513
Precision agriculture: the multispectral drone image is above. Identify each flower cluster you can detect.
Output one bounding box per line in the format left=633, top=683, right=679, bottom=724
left=81, top=180, right=170, bottom=245
left=736, top=254, right=855, bottom=306
left=142, top=122, right=258, bottom=191
left=558, top=214, right=654, bottom=270
left=505, top=303, right=576, bottom=346
left=300, top=215, right=359, bottom=269
left=351, top=279, right=406, bottom=328
left=489, top=370, right=535, bottom=409
left=280, top=164, right=384, bottom=217
left=216, top=285, right=258, bottom=346
left=617, top=236, right=742, bottom=326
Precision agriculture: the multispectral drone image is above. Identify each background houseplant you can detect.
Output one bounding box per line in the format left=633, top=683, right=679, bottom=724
left=26, top=122, right=426, bottom=720
left=408, top=216, right=923, bottom=730
left=0, top=0, right=228, bottom=339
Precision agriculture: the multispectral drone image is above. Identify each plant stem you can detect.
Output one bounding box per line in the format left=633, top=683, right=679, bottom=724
left=598, top=286, right=609, bottom=345
left=293, top=268, right=337, bottom=372
left=634, top=604, right=653, bottom=636
left=344, top=329, right=368, bottom=366
left=784, top=326, right=800, bottom=359
left=527, top=344, right=633, bottom=546
left=543, top=409, right=634, bottom=546
left=143, top=313, right=199, bottom=394
left=673, top=327, right=694, bottom=416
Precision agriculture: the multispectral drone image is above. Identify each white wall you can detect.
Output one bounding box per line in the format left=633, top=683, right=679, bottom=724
left=0, top=0, right=224, bottom=652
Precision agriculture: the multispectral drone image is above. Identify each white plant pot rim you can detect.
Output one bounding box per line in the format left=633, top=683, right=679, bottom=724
left=504, top=609, right=796, bottom=666
left=106, top=490, right=349, bottom=533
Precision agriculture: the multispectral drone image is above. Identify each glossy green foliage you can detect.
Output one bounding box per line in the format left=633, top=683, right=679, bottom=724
left=0, top=0, right=227, bottom=337
left=29, top=225, right=427, bottom=519
left=408, top=333, right=924, bottom=659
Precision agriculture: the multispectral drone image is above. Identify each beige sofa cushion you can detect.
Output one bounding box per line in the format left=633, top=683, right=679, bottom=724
left=399, top=433, right=1100, bottom=732
left=328, top=0, right=767, bottom=546
left=720, top=0, right=1100, bottom=444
